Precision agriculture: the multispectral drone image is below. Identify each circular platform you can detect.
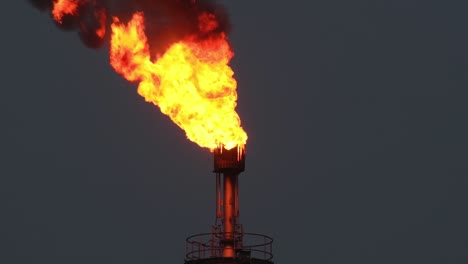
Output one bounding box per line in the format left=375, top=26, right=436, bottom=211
left=185, top=257, right=273, bottom=264
left=185, top=232, right=274, bottom=264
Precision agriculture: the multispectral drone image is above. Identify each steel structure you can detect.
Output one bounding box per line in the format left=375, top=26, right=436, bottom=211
left=184, top=145, right=274, bottom=264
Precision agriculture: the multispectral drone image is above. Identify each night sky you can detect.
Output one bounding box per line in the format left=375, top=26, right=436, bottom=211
left=1, top=1, right=468, bottom=263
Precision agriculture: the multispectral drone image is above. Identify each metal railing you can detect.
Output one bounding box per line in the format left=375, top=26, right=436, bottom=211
left=185, top=232, right=273, bottom=261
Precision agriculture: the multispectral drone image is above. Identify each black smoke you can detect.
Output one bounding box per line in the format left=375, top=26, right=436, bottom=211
left=28, top=0, right=51, bottom=10
left=28, top=0, right=231, bottom=52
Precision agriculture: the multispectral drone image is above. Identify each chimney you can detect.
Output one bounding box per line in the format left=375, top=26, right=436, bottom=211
left=185, top=145, right=274, bottom=264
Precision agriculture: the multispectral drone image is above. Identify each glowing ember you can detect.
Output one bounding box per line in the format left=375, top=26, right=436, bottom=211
left=95, top=9, right=106, bottom=39
left=52, top=0, right=82, bottom=23
left=89, top=6, right=106, bottom=39
left=110, top=12, right=247, bottom=150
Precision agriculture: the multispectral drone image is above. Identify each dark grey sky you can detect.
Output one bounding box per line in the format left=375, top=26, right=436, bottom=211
left=1, top=1, right=468, bottom=263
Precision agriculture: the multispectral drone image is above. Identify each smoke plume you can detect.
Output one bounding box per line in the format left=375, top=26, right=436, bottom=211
left=28, top=0, right=231, bottom=52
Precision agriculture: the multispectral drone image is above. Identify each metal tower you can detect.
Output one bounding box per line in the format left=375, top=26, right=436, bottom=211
left=185, top=145, right=274, bottom=264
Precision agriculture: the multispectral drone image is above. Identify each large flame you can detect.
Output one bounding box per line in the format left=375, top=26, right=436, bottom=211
left=110, top=12, right=247, bottom=150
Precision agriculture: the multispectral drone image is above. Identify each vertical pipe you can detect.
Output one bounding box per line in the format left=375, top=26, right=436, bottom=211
left=234, top=174, right=239, bottom=218
left=216, top=173, right=222, bottom=218
left=223, top=173, right=236, bottom=257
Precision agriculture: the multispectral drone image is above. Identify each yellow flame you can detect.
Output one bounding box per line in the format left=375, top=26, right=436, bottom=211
left=110, top=12, right=247, bottom=150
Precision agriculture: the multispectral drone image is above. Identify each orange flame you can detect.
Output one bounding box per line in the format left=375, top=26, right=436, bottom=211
left=52, top=0, right=82, bottom=23
left=110, top=12, right=247, bottom=150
